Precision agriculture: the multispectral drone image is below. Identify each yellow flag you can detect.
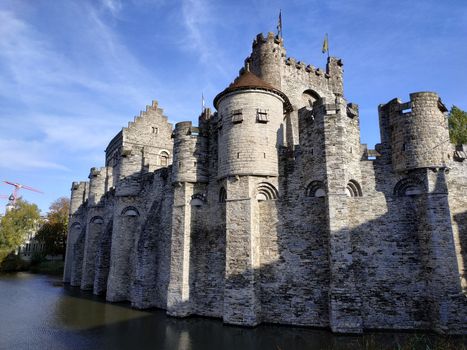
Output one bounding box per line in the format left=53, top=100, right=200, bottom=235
left=322, top=33, right=329, bottom=54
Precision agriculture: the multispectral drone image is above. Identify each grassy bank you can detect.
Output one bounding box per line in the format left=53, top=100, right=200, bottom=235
left=1, top=254, right=64, bottom=276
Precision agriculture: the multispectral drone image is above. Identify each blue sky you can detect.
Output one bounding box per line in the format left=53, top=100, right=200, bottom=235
left=0, top=0, right=466, bottom=214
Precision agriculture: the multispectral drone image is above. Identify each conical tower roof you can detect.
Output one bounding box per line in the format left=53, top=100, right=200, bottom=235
left=213, top=70, right=292, bottom=111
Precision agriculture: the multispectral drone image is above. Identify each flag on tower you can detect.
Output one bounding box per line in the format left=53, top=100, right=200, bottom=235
left=277, top=10, right=282, bottom=38
left=322, top=33, right=329, bottom=56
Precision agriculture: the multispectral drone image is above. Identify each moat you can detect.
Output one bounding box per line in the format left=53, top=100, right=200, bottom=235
left=0, top=273, right=465, bottom=350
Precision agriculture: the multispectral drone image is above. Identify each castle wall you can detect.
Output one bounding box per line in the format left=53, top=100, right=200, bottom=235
left=93, top=215, right=113, bottom=295
left=447, top=147, right=467, bottom=292
left=132, top=169, right=173, bottom=309
left=258, top=195, right=329, bottom=327
left=106, top=195, right=142, bottom=302
left=70, top=226, right=86, bottom=287
left=189, top=181, right=226, bottom=318
left=63, top=181, right=88, bottom=283
left=348, top=188, right=429, bottom=330
left=80, top=167, right=108, bottom=290
left=223, top=176, right=262, bottom=325
left=63, top=33, right=466, bottom=335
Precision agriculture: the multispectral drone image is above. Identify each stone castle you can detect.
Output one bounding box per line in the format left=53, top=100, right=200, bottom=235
left=63, top=31, right=467, bottom=334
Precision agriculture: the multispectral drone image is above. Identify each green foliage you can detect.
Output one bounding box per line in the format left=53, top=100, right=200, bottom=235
left=0, top=199, right=41, bottom=264
left=448, top=105, right=467, bottom=145
left=0, top=254, right=30, bottom=272
left=36, top=197, right=69, bottom=258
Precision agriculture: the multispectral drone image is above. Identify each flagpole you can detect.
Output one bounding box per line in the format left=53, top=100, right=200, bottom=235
left=277, top=10, right=282, bottom=39
left=201, top=93, right=205, bottom=114
left=327, top=33, right=330, bottom=59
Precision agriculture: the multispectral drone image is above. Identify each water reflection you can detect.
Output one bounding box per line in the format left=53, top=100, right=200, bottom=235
left=0, top=273, right=465, bottom=350
left=54, top=292, right=152, bottom=331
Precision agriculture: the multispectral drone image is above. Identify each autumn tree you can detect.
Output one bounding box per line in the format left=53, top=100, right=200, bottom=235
left=36, top=197, right=69, bottom=258
left=0, top=199, right=41, bottom=263
left=448, top=106, right=467, bottom=145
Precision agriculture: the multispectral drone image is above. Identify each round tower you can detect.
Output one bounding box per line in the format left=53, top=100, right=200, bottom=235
left=214, top=70, right=291, bottom=178
left=172, top=121, right=208, bottom=183
left=88, top=167, right=107, bottom=206
left=390, top=92, right=449, bottom=172
left=70, top=181, right=88, bottom=215
left=248, top=32, right=285, bottom=89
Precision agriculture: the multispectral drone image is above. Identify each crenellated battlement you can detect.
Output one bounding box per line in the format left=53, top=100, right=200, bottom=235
left=248, top=31, right=344, bottom=101
left=379, top=91, right=450, bottom=172
left=64, top=29, right=467, bottom=336
left=252, top=32, right=284, bottom=48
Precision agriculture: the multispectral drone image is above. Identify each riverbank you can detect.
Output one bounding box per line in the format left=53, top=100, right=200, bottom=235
left=0, top=272, right=466, bottom=350
left=0, top=255, right=64, bottom=275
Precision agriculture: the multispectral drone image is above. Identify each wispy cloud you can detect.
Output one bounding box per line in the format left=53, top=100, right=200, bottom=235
left=179, top=0, right=230, bottom=76
left=0, top=2, right=159, bottom=173
left=101, top=0, right=122, bottom=16
left=0, top=139, right=70, bottom=171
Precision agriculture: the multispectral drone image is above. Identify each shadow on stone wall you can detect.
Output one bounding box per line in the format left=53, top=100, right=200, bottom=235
left=220, top=184, right=466, bottom=333
left=454, top=210, right=467, bottom=289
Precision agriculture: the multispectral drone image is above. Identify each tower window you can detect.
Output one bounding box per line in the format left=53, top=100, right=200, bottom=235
left=256, top=109, right=269, bottom=123
left=160, top=151, right=169, bottom=166
left=152, top=127, right=159, bottom=134
left=231, top=109, right=243, bottom=123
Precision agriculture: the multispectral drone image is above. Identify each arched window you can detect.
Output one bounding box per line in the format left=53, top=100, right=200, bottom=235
left=306, top=181, right=326, bottom=197
left=301, top=90, right=321, bottom=108
left=70, top=222, right=82, bottom=230
left=394, top=178, right=425, bottom=196
left=256, top=182, right=278, bottom=201
left=121, top=206, right=140, bottom=217
left=346, top=180, right=362, bottom=197
left=219, top=187, right=227, bottom=203
left=90, top=216, right=104, bottom=224
left=190, top=193, right=206, bottom=207
left=159, top=151, right=170, bottom=167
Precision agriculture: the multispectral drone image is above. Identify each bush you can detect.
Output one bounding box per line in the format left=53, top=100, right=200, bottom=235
left=30, top=252, right=46, bottom=266
left=0, top=254, right=30, bottom=272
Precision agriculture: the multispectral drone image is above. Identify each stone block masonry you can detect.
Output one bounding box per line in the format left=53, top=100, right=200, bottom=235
left=64, top=30, right=467, bottom=334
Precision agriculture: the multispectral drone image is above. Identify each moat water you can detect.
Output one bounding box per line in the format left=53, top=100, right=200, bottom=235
left=0, top=273, right=465, bottom=350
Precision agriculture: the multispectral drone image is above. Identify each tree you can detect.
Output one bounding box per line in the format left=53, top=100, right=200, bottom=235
left=36, top=197, right=69, bottom=258
left=448, top=106, right=467, bottom=145
left=0, top=199, right=41, bottom=263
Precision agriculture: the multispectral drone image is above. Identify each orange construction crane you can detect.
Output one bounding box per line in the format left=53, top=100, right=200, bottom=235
left=2, top=181, right=43, bottom=205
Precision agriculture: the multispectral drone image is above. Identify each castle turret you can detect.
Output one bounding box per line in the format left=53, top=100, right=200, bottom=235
left=167, top=113, right=209, bottom=317
left=248, top=32, right=285, bottom=89
left=379, top=92, right=461, bottom=331
left=87, top=167, right=109, bottom=206
left=63, top=181, right=88, bottom=283
left=171, top=121, right=208, bottom=184
left=326, top=57, right=344, bottom=97
left=81, top=167, right=109, bottom=290
left=214, top=70, right=291, bottom=179
left=212, top=70, right=290, bottom=326
left=380, top=92, right=449, bottom=172
left=69, top=181, right=88, bottom=216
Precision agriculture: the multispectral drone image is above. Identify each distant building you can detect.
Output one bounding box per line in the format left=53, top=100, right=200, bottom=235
left=16, top=216, right=45, bottom=260
left=64, top=31, right=467, bottom=334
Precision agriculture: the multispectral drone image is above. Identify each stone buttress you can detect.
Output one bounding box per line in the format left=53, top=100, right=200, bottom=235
left=63, top=31, right=467, bottom=335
